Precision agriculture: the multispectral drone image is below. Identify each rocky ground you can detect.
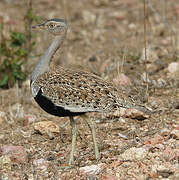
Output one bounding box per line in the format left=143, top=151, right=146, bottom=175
left=0, top=0, right=178, bottom=179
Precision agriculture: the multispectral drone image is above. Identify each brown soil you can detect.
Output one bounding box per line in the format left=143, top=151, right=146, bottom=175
left=0, top=0, right=178, bottom=179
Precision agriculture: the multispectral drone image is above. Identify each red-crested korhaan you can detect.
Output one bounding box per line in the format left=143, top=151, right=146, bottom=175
left=30, top=18, right=151, bottom=165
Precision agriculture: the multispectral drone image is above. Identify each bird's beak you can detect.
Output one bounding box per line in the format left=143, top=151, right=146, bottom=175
left=32, top=23, right=45, bottom=29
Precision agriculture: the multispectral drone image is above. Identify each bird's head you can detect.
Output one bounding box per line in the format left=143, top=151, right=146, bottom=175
left=32, top=18, right=68, bottom=36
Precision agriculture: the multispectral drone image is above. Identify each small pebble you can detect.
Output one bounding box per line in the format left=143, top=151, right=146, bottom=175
left=168, top=62, right=179, bottom=74
left=0, top=155, right=12, bottom=170
left=79, top=164, right=105, bottom=175
left=33, top=158, right=49, bottom=171
left=160, top=128, right=170, bottom=136
left=170, top=129, right=179, bottom=140
left=118, top=133, right=128, bottom=139
left=33, top=121, right=60, bottom=138
left=0, top=145, right=28, bottom=163
left=113, top=73, right=131, bottom=86
left=120, top=147, right=148, bottom=161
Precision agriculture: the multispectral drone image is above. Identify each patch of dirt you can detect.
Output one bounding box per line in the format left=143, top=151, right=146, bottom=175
left=0, top=0, right=178, bottom=179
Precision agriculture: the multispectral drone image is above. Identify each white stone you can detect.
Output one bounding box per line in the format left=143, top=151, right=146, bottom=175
left=33, top=158, right=49, bottom=171
left=79, top=164, right=104, bottom=175
left=120, top=147, right=148, bottom=161
left=168, top=62, right=179, bottom=74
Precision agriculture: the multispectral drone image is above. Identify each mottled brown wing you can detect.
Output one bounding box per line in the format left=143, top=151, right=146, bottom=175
left=34, top=67, right=123, bottom=113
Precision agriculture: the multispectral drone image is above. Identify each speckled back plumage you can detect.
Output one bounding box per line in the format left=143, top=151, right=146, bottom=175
left=32, top=67, right=135, bottom=114
left=30, top=18, right=151, bottom=165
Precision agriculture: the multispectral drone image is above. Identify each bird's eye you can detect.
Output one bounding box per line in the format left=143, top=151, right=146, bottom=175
left=49, top=24, right=55, bottom=29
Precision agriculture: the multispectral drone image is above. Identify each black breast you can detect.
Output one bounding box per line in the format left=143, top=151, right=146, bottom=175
left=34, top=89, right=85, bottom=117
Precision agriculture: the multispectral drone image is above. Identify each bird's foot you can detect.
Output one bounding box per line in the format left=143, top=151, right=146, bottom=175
left=95, top=152, right=100, bottom=160
left=94, top=154, right=101, bottom=164
left=68, top=156, right=74, bottom=166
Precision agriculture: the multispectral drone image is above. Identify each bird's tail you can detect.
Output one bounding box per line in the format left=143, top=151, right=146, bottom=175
left=133, top=104, right=152, bottom=115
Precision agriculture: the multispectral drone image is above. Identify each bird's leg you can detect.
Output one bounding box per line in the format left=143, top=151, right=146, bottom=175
left=82, top=114, right=100, bottom=161
left=69, top=116, right=77, bottom=165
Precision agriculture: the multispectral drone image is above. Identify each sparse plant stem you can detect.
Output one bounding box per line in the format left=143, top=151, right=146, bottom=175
left=144, top=0, right=149, bottom=102
left=162, top=0, right=166, bottom=23
left=25, top=0, right=32, bottom=52
left=118, top=47, right=127, bottom=76
left=24, top=0, right=33, bottom=71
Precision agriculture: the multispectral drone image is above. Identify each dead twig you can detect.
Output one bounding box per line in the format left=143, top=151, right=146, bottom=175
left=144, top=0, right=149, bottom=102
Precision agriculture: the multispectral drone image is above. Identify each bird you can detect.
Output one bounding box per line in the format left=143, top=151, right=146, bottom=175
left=30, top=18, right=151, bottom=166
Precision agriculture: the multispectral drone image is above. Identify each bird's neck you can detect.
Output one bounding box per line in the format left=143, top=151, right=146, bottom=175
left=31, top=35, right=64, bottom=82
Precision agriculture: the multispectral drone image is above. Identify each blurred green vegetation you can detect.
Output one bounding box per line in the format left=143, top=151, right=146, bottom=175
left=0, top=0, right=40, bottom=88
left=0, top=30, right=28, bottom=88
